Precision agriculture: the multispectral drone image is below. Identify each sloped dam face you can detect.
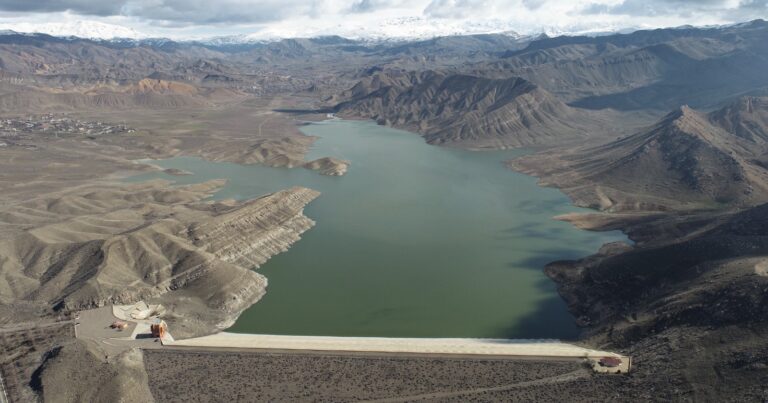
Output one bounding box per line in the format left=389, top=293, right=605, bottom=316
left=131, top=120, right=625, bottom=339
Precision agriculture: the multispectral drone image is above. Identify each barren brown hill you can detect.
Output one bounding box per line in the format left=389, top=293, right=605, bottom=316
left=0, top=180, right=319, bottom=337
left=0, top=84, right=212, bottom=113
left=0, top=76, right=258, bottom=112
left=0, top=33, right=241, bottom=85
left=195, top=136, right=315, bottom=168
left=336, top=70, right=603, bottom=148
left=511, top=98, right=768, bottom=211
left=127, top=78, right=199, bottom=95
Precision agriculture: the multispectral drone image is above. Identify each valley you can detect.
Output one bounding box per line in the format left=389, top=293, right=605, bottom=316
left=0, top=18, right=767, bottom=402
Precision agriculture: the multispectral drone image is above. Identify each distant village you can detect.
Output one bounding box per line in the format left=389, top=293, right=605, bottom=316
left=0, top=114, right=135, bottom=149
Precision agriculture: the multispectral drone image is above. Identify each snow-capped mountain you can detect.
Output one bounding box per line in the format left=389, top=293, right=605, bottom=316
left=0, top=17, right=654, bottom=45
left=343, top=17, right=526, bottom=41
left=231, top=17, right=527, bottom=43
left=0, top=16, right=760, bottom=45
left=0, top=16, right=654, bottom=46
left=0, top=21, right=145, bottom=40
left=0, top=17, right=530, bottom=44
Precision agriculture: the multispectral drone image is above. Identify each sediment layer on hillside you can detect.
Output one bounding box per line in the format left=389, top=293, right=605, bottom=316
left=0, top=180, right=320, bottom=337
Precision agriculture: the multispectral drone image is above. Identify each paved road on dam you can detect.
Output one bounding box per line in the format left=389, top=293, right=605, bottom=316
left=166, top=333, right=620, bottom=359
left=73, top=303, right=631, bottom=374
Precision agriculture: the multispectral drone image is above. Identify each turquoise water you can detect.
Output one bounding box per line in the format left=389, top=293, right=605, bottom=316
left=129, top=120, right=625, bottom=339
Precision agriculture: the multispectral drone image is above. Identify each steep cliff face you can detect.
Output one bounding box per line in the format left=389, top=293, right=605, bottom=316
left=335, top=70, right=599, bottom=148
left=0, top=180, right=320, bottom=337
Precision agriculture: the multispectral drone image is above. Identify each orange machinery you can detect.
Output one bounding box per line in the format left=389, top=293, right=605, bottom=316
left=150, top=320, right=167, bottom=338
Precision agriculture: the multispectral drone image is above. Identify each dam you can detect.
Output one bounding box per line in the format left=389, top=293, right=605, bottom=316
left=74, top=303, right=631, bottom=374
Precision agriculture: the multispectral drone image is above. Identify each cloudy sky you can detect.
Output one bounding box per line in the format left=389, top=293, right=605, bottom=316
left=0, top=0, right=765, bottom=39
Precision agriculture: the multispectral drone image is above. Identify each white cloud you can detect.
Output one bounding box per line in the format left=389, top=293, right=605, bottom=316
left=0, top=0, right=764, bottom=39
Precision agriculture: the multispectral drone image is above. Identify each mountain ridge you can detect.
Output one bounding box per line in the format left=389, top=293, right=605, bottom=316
left=510, top=97, right=768, bottom=210
left=335, top=70, right=604, bottom=148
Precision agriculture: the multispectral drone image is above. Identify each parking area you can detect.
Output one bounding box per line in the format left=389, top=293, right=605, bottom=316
left=75, top=305, right=165, bottom=356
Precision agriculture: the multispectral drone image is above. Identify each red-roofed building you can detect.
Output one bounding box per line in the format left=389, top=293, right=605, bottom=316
left=599, top=356, right=622, bottom=368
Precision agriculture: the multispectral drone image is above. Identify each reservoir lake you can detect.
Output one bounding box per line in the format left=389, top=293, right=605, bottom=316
left=130, top=119, right=625, bottom=339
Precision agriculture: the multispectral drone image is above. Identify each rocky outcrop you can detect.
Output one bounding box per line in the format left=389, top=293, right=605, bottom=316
left=303, top=157, right=349, bottom=176
left=0, top=180, right=320, bottom=337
